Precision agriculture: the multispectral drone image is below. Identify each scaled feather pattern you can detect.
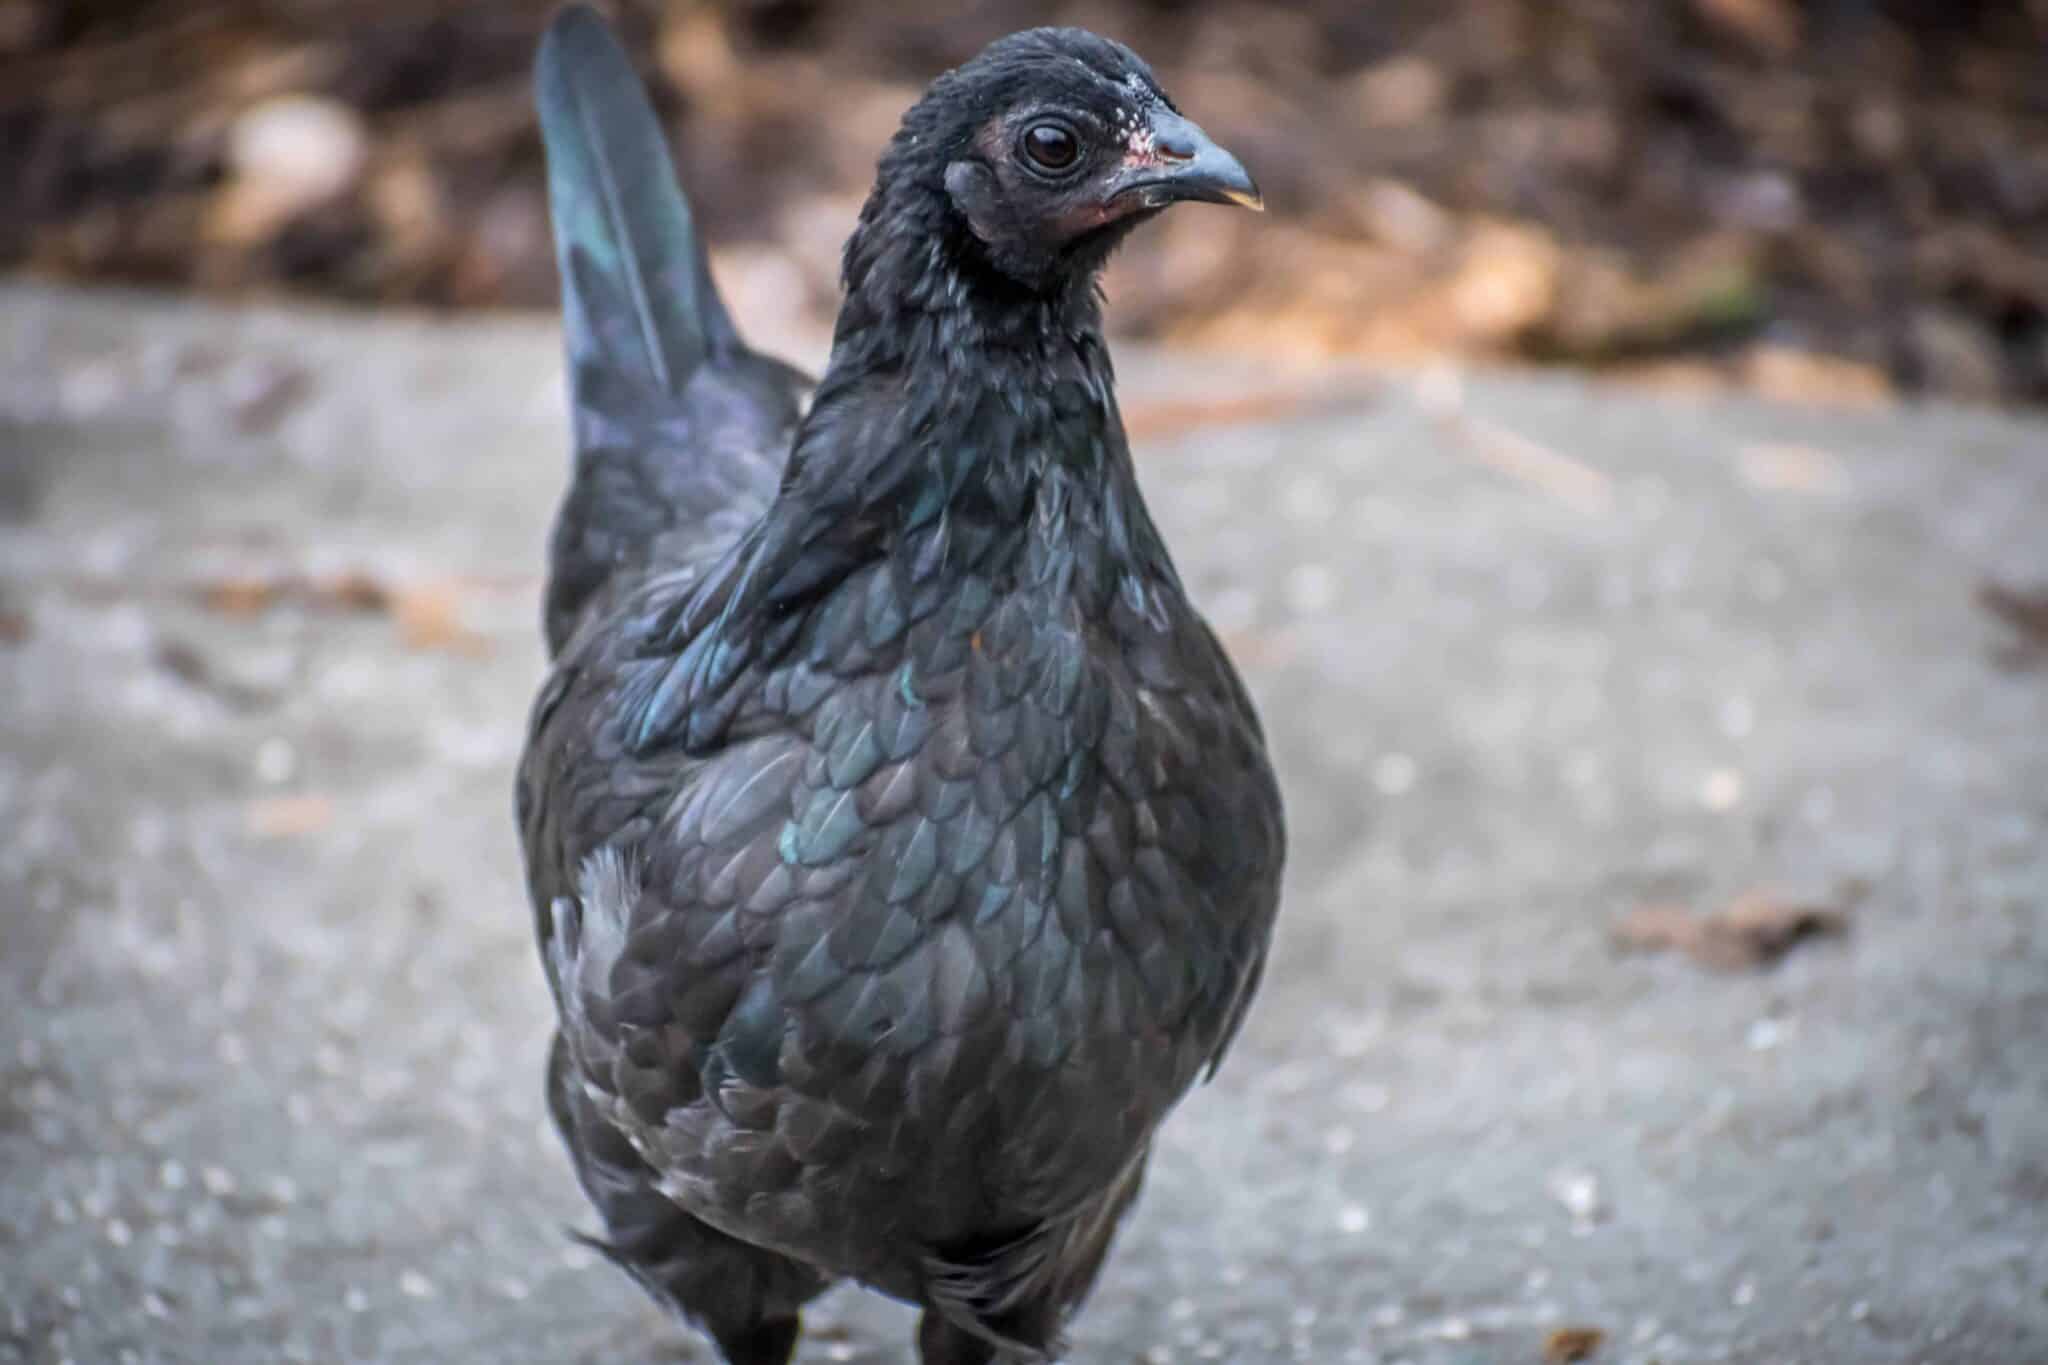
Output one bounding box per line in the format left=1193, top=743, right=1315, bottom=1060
left=517, top=10, right=1284, bottom=1363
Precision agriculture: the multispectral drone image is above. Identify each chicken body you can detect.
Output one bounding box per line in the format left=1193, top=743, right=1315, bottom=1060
left=518, top=12, right=1284, bottom=1362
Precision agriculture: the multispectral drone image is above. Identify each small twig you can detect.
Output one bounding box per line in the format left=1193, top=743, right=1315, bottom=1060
left=1453, top=413, right=1614, bottom=514
left=1122, top=385, right=1364, bottom=445
left=1417, top=368, right=1614, bottom=514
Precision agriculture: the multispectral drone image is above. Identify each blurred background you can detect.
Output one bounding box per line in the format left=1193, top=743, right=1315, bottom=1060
left=7, top=0, right=2048, bottom=404
left=7, top=6, right=2048, bottom=1363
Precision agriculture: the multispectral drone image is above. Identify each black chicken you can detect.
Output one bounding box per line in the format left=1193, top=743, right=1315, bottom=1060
left=517, top=9, right=1285, bottom=1362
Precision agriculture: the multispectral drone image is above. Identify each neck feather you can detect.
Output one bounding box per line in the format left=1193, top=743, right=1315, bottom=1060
left=780, top=193, right=1127, bottom=536
left=625, top=200, right=1177, bottom=754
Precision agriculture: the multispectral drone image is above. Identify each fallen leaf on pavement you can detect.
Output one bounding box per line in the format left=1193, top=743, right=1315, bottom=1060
left=1741, top=346, right=1894, bottom=407
left=1544, top=1325, right=1607, bottom=1362
left=1613, top=890, right=1848, bottom=971
left=247, top=794, right=334, bottom=838
left=1738, top=442, right=1846, bottom=495
left=391, top=581, right=489, bottom=656
left=1217, top=627, right=1302, bottom=671
left=1978, top=580, right=2048, bottom=648
left=192, top=569, right=487, bottom=653
left=1123, top=388, right=1355, bottom=444
left=195, top=571, right=390, bottom=615
left=1690, top=0, right=1800, bottom=55
left=313, top=570, right=392, bottom=612
left=200, top=575, right=281, bottom=615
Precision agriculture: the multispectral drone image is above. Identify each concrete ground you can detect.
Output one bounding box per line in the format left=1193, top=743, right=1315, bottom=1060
left=2, top=282, right=2045, bottom=1365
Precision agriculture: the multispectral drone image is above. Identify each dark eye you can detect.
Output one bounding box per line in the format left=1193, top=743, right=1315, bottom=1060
left=1021, top=121, right=1080, bottom=173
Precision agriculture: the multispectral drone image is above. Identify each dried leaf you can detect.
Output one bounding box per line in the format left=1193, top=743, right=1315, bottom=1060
left=1544, top=1325, right=1607, bottom=1363
left=1611, top=903, right=1698, bottom=952
left=10, top=0, right=2045, bottom=409
left=1690, top=0, right=1801, bottom=55
left=1217, top=627, right=1302, bottom=671
left=1718, top=890, right=1849, bottom=961
left=1978, top=581, right=2048, bottom=648
left=390, top=581, right=488, bottom=656
left=199, top=575, right=281, bottom=615
left=246, top=794, right=333, bottom=838
left=1345, top=178, right=1455, bottom=255
left=1742, top=347, right=1894, bottom=408
left=1347, top=56, right=1448, bottom=130
left=1538, top=237, right=1767, bottom=361
left=1123, top=388, right=1352, bottom=444
left=1738, top=442, right=1846, bottom=495
left=1448, top=222, right=1562, bottom=345
left=196, top=569, right=400, bottom=617
left=311, top=570, right=391, bottom=612
left=1614, top=891, right=1848, bottom=971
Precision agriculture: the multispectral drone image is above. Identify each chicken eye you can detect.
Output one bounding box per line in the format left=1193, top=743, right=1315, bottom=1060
left=1021, top=121, right=1080, bottom=173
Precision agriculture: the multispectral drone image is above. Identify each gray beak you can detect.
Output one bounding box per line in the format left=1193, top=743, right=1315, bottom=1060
left=1109, top=108, right=1264, bottom=213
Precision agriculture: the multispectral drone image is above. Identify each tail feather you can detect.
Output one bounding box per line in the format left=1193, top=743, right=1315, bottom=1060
left=535, top=3, right=736, bottom=401
left=533, top=4, right=807, bottom=655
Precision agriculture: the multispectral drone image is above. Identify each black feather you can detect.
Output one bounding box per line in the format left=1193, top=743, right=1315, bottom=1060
left=532, top=6, right=811, bottom=655
left=518, top=14, right=1285, bottom=1365
left=535, top=3, right=735, bottom=396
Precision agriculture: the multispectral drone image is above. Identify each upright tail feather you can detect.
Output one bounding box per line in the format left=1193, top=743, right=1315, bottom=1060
left=535, top=3, right=737, bottom=401
left=532, top=4, right=807, bottom=655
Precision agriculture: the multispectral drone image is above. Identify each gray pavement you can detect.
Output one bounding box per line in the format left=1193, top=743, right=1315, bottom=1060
left=2, top=282, right=2046, bottom=1364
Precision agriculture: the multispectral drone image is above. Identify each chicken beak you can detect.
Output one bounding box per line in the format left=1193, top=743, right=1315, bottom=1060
left=1110, top=108, right=1264, bottom=213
